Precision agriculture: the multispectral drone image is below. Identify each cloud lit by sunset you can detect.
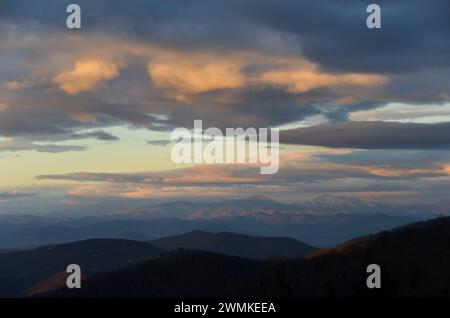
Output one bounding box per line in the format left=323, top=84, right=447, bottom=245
left=1, top=0, right=450, bottom=214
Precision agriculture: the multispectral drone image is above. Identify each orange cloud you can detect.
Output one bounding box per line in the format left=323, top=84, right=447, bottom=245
left=53, top=60, right=120, bottom=95
left=148, top=59, right=245, bottom=99
left=2, top=81, right=28, bottom=91
left=147, top=52, right=387, bottom=100
left=440, top=163, right=450, bottom=175
left=68, top=182, right=281, bottom=200
left=359, top=166, right=437, bottom=177
left=69, top=112, right=98, bottom=124
left=163, top=165, right=262, bottom=184
left=0, top=102, right=9, bottom=112
left=259, top=64, right=387, bottom=93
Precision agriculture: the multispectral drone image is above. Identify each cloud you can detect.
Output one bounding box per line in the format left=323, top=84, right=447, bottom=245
left=239, top=0, right=450, bottom=74
left=281, top=121, right=450, bottom=150
left=3, top=0, right=450, bottom=78
left=0, top=191, right=35, bottom=199
left=317, top=150, right=450, bottom=178
left=0, top=102, right=9, bottom=112
left=2, top=80, right=28, bottom=90
left=36, top=172, right=164, bottom=183
left=2, top=0, right=450, bottom=206
left=147, top=52, right=388, bottom=102
left=148, top=58, right=245, bottom=99
left=32, top=145, right=450, bottom=202
left=146, top=139, right=171, bottom=146
left=0, top=129, right=117, bottom=153
left=34, top=152, right=450, bottom=201
left=258, top=64, right=387, bottom=93
left=73, top=131, right=119, bottom=141
left=349, top=103, right=450, bottom=123
left=33, top=144, right=87, bottom=153
left=1, top=5, right=448, bottom=139
left=53, top=60, right=120, bottom=95
left=37, top=148, right=444, bottom=187
left=0, top=138, right=88, bottom=153
left=318, top=150, right=450, bottom=168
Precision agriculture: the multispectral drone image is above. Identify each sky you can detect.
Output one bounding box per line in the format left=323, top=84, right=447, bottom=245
left=1, top=0, right=450, bottom=214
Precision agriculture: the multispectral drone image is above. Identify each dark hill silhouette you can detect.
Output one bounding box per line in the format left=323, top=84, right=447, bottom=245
left=151, top=231, right=317, bottom=258
left=33, top=217, right=450, bottom=298
left=32, top=249, right=264, bottom=298
left=0, top=239, right=163, bottom=297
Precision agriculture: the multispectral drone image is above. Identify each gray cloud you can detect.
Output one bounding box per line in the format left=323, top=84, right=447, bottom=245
left=317, top=150, right=450, bottom=168
left=73, top=131, right=119, bottom=141
left=3, top=0, right=449, bottom=74
left=0, top=192, right=35, bottom=199
left=0, top=139, right=88, bottom=153
left=36, top=172, right=163, bottom=183
left=282, top=121, right=450, bottom=150
left=146, top=139, right=171, bottom=146
left=239, top=0, right=450, bottom=74
left=1, top=0, right=450, bottom=154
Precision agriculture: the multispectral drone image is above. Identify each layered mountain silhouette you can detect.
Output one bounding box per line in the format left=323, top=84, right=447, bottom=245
left=0, top=195, right=424, bottom=248
left=0, top=232, right=316, bottom=297
left=151, top=231, right=317, bottom=258
left=30, top=217, right=450, bottom=298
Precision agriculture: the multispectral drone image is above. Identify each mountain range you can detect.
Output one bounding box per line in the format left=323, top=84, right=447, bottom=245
left=30, top=217, right=450, bottom=298
left=0, top=232, right=315, bottom=297
left=0, top=195, right=433, bottom=248
left=111, top=194, right=448, bottom=219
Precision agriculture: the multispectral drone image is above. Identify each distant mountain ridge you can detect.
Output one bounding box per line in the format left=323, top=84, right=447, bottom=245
left=0, top=211, right=418, bottom=248
left=3, top=195, right=449, bottom=223
left=0, top=194, right=426, bottom=248
left=307, top=194, right=380, bottom=210
left=151, top=231, right=317, bottom=259
left=111, top=194, right=450, bottom=220
left=115, top=195, right=299, bottom=220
